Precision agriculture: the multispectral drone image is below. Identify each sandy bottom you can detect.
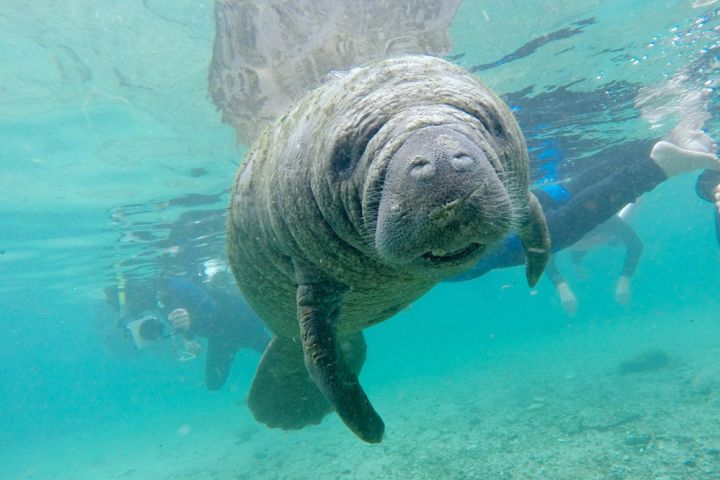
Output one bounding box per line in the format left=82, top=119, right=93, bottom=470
left=5, top=305, right=720, bottom=480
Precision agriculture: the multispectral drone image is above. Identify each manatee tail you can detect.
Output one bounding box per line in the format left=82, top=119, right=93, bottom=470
left=247, top=332, right=368, bottom=430
left=519, top=192, right=551, bottom=286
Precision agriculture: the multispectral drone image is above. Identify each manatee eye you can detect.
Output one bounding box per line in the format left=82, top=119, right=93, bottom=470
left=331, top=123, right=384, bottom=180
left=331, top=143, right=353, bottom=178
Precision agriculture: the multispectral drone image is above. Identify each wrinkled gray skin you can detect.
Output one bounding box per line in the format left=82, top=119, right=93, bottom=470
left=227, top=56, right=550, bottom=443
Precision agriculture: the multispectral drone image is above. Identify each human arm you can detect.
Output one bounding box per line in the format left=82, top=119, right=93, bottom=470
left=608, top=217, right=643, bottom=305
left=545, top=255, right=578, bottom=316
left=544, top=254, right=564, bottom=287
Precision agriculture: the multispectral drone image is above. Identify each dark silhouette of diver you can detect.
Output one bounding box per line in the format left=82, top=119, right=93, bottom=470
left=158, top=274, right=270, bottom=390
left=107, top=271, right=270, bottom=390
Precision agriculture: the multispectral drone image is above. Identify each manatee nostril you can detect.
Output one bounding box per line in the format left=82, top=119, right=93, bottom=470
left=451, top=154, right=474, bottom=171
left=409, top=155, right=435, bottom=179
left=409, top=155, right=430, bottom=168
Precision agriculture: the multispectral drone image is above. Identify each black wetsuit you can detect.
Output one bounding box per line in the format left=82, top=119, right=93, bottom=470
left=543, top=214, right=644, bottom=287
left=161, top=277, right=270, bottom=390
left=695, top=169, right=720, bottom=202
left=450, top=140, right=666, bottom=281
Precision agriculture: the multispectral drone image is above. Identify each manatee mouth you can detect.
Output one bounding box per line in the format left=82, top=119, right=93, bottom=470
left=420, top=242, right=484, bottom=264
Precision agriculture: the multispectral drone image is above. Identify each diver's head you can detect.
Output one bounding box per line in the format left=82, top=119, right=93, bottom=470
left=203, top=259, right=233, bottom=289
left=207, top=269, right=232, bottom=289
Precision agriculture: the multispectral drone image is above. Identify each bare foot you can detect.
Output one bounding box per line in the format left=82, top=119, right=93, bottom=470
left=651, top=130, right=719, bottom=176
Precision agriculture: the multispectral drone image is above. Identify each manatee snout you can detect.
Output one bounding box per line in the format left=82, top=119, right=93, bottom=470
left=375, top=126, right=514, bottom=266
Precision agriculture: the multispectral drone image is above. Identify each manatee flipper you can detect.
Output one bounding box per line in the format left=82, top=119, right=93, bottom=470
left=338, top=331, right=368, bottom=376
left=248, top=336, right=333, bottom=429
left=519, top=192, right=551, bottom=287
left=293, top=260, right=384, bottom=443
left=205, top=337, right=237, bottom=390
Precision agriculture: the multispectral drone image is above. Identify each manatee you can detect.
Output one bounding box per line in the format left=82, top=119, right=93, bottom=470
left=226, top=55, right=550, bottom=443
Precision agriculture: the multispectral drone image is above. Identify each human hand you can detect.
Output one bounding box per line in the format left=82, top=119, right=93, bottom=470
left=168, top=308, right=191, bottom=332
left=183, top=338, right=202, bottom=355
left=714, top=184, right=720, bottom=214
left=615, top=275, right=631, bottom=305
left=557, top=282, right=578, bottom=317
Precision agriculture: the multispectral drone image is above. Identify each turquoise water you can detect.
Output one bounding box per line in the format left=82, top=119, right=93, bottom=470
left=2, top=1, right=720, bottom=478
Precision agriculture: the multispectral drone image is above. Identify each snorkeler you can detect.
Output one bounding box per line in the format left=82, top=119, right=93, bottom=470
left=157, top=270, right=271, bottom=390
left=449, top=123, right=719, bottom=282
left=106, top=267, right=270, bottom=390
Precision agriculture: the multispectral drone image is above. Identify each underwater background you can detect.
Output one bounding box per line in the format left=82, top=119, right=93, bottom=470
left=2, top=1, right=720, bottom=478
